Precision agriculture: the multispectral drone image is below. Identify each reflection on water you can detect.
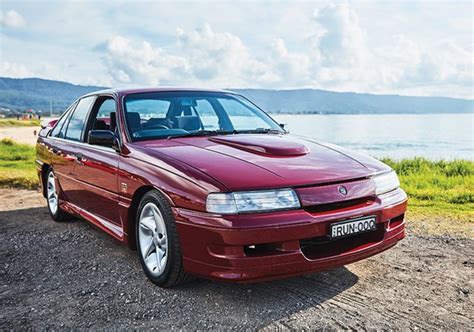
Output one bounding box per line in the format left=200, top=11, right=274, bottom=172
left=272, top=113, right=474, bottom=160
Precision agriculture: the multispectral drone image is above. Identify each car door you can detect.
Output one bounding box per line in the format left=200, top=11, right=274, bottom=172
left=48, top=102, right=79, bottom=202
left=57, top=96, right=96, bottom=206
left=72, top=96, right=121, bottom=227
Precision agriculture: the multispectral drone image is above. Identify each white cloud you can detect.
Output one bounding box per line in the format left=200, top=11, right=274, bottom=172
left=104, top=35, right=189, bottom=86
left=313, top=3, right=368, bottom=67
left=1, top=1, right=472, bottom=98
left=103, top=25, right=275, bottom=87
left=0, top=9, right=26, bottom=29
left=1, top=61, right=31, bottom=77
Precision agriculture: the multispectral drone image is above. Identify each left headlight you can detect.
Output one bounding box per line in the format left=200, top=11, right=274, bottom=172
left=373, top=171, right=400, bottom=195
left=206, top=189, right=301, bottom=214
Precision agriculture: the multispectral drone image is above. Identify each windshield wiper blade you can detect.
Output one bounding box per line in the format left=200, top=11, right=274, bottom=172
left=232, top=128, right=284, bottom=134
left=167, top=130, right=233, bottom=139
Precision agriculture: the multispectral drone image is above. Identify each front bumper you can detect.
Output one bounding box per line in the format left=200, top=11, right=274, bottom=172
left=174, top=188, right=408, bottom=282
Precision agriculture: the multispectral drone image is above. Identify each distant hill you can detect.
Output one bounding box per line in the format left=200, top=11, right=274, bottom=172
left=232, top=89, right=473, bottom=114
left=0, top=77, right=472, bottom=114
left=0, top=77, right=105, bottom=113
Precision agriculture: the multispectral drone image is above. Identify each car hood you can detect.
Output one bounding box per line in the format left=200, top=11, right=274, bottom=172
left=134, top=134, right=391, bottom=191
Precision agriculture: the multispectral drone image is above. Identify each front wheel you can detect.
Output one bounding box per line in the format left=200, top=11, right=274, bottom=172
left=136, top=190, right=193, bottom=287
left=46, top=168, right=70, bottom=222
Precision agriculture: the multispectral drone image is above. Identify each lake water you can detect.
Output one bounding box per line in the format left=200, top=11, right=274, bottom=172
left=272, top=113, right=473, bottom=160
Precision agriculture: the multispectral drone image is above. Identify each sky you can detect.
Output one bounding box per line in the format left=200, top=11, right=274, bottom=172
left=0, top=0, right=473, bottom=98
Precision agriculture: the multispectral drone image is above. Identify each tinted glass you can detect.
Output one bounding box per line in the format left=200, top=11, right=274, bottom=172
left=64, top=96, right=95, bottom=141
left=50, top=103, right=76, bottom=138
left=123, top=92, right=282, bottom=141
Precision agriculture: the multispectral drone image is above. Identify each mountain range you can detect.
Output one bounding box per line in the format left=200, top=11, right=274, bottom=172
left=0, top=77, right=472, bottom=114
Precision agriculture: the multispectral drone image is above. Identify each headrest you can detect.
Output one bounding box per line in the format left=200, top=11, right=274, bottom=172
left=94, top=119, right=108, bottom=130
left=175, top=116, right=201, bottom=131
left=126, top=112, right=141, bottom=131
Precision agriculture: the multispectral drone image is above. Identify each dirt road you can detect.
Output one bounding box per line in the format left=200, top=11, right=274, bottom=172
left=0, top=188, right=472, bottom=329
left=0, top=126, right=41, bottom=145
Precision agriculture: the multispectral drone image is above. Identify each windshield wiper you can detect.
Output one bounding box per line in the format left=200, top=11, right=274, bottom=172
left=168, top=128, right=284, bottom=139
left=232, top=128, right=284, bottom=135
left=167, top=130, right=234, bottom=139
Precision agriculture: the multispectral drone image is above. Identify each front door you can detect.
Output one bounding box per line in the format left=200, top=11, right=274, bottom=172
left=72, top=97, right=121, bottom=226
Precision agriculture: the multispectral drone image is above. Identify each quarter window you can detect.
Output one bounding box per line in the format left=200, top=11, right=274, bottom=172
left=50, top=103, right=76, bottom=138
left=64, top=96, right=95, bottom=141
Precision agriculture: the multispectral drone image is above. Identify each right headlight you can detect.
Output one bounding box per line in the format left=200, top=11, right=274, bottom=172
left=373, top=171, right=400, bottom=195
left=206, top=189, right=300, bottom=214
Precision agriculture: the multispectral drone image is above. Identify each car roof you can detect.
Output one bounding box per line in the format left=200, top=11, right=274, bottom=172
left=82, top=87, right=237, bottom=98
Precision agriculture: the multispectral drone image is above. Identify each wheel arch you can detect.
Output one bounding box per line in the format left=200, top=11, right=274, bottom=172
left=126, top=185, right=175, bottom=250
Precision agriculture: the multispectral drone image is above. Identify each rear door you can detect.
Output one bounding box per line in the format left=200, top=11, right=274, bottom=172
left=56, top=96, right=96, bottom=205
left=48, top=98, right=94, bottom=203
left=72, top=96, right=121, bottom=227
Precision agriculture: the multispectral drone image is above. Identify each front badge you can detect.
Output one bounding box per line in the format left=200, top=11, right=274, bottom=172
left=338, top=185, right=348, bottom=196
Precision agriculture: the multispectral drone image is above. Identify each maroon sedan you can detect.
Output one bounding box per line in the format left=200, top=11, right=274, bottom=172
left=36, top=88, right=407, bottom=287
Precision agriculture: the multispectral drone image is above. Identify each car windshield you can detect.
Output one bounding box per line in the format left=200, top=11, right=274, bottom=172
left=123, top=91, right=284, bottom=141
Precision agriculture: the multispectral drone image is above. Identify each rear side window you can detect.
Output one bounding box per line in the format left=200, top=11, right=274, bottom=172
left=50, top=102, right=76, bottom=138
left=96, top=99, right=116, bottom=118
left=64, top=96, right=95, bottom=141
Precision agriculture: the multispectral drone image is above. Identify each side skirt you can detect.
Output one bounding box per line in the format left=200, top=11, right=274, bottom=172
left=60, top=200, right=127, bottom=244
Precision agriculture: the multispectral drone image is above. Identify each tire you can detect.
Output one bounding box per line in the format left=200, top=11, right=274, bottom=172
left=45, top=168, right=70, bottom=222
left=136, top=190, right=194, bottom=287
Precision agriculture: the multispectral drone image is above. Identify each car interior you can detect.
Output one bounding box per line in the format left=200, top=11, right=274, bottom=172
left=124, top=98, right=225, bottom=140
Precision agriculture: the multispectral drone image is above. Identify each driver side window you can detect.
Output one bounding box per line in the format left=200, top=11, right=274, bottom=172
left=85, top=97, right=117, bottom=143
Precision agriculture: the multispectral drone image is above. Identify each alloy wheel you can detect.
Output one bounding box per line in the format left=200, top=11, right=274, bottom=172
left=47, top=172, right=58, bottom=215
left=138, top=202, right=168, bottom=277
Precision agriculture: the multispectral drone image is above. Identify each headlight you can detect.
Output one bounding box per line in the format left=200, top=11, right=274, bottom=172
left=373, top=171, right=400, bottom=195
left=206, top=189, right=301, bottom=214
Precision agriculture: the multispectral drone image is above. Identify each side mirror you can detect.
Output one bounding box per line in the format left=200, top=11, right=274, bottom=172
left=279, top=123, right=288, bottom=133
left=88, top=130, right=116, bottom=147
left=41, top=119, right=58, bottom=130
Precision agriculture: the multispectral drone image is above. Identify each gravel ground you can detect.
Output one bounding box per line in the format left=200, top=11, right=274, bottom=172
left=0, top=188, right=472, bottom=330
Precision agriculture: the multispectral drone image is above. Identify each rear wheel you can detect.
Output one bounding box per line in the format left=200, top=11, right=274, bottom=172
left=46, top=169, right=69, bottom=222
left=136, top=190, right=193, bottom=287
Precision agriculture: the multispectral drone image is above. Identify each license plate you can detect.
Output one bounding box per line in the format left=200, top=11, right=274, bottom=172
left=330, top=216, right=377, bottom=239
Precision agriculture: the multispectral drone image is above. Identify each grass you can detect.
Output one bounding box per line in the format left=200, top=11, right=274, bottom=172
left=0, top=138, right=472, bottom=236
left=0, top=118, right=41, bottom=127
left=0, top=138, right=38, bottom=189
left=381, top=157, right=473, bottom=237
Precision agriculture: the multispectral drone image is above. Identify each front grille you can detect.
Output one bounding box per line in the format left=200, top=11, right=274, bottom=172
left=304, top=197, right=375, bottom=214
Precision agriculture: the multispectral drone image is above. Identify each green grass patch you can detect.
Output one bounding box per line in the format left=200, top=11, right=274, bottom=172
left=381, top=157, right=474, bottom=231
left=0, top=118, right=41, bottom=127
left=0, top=138, right=38, bottom=189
